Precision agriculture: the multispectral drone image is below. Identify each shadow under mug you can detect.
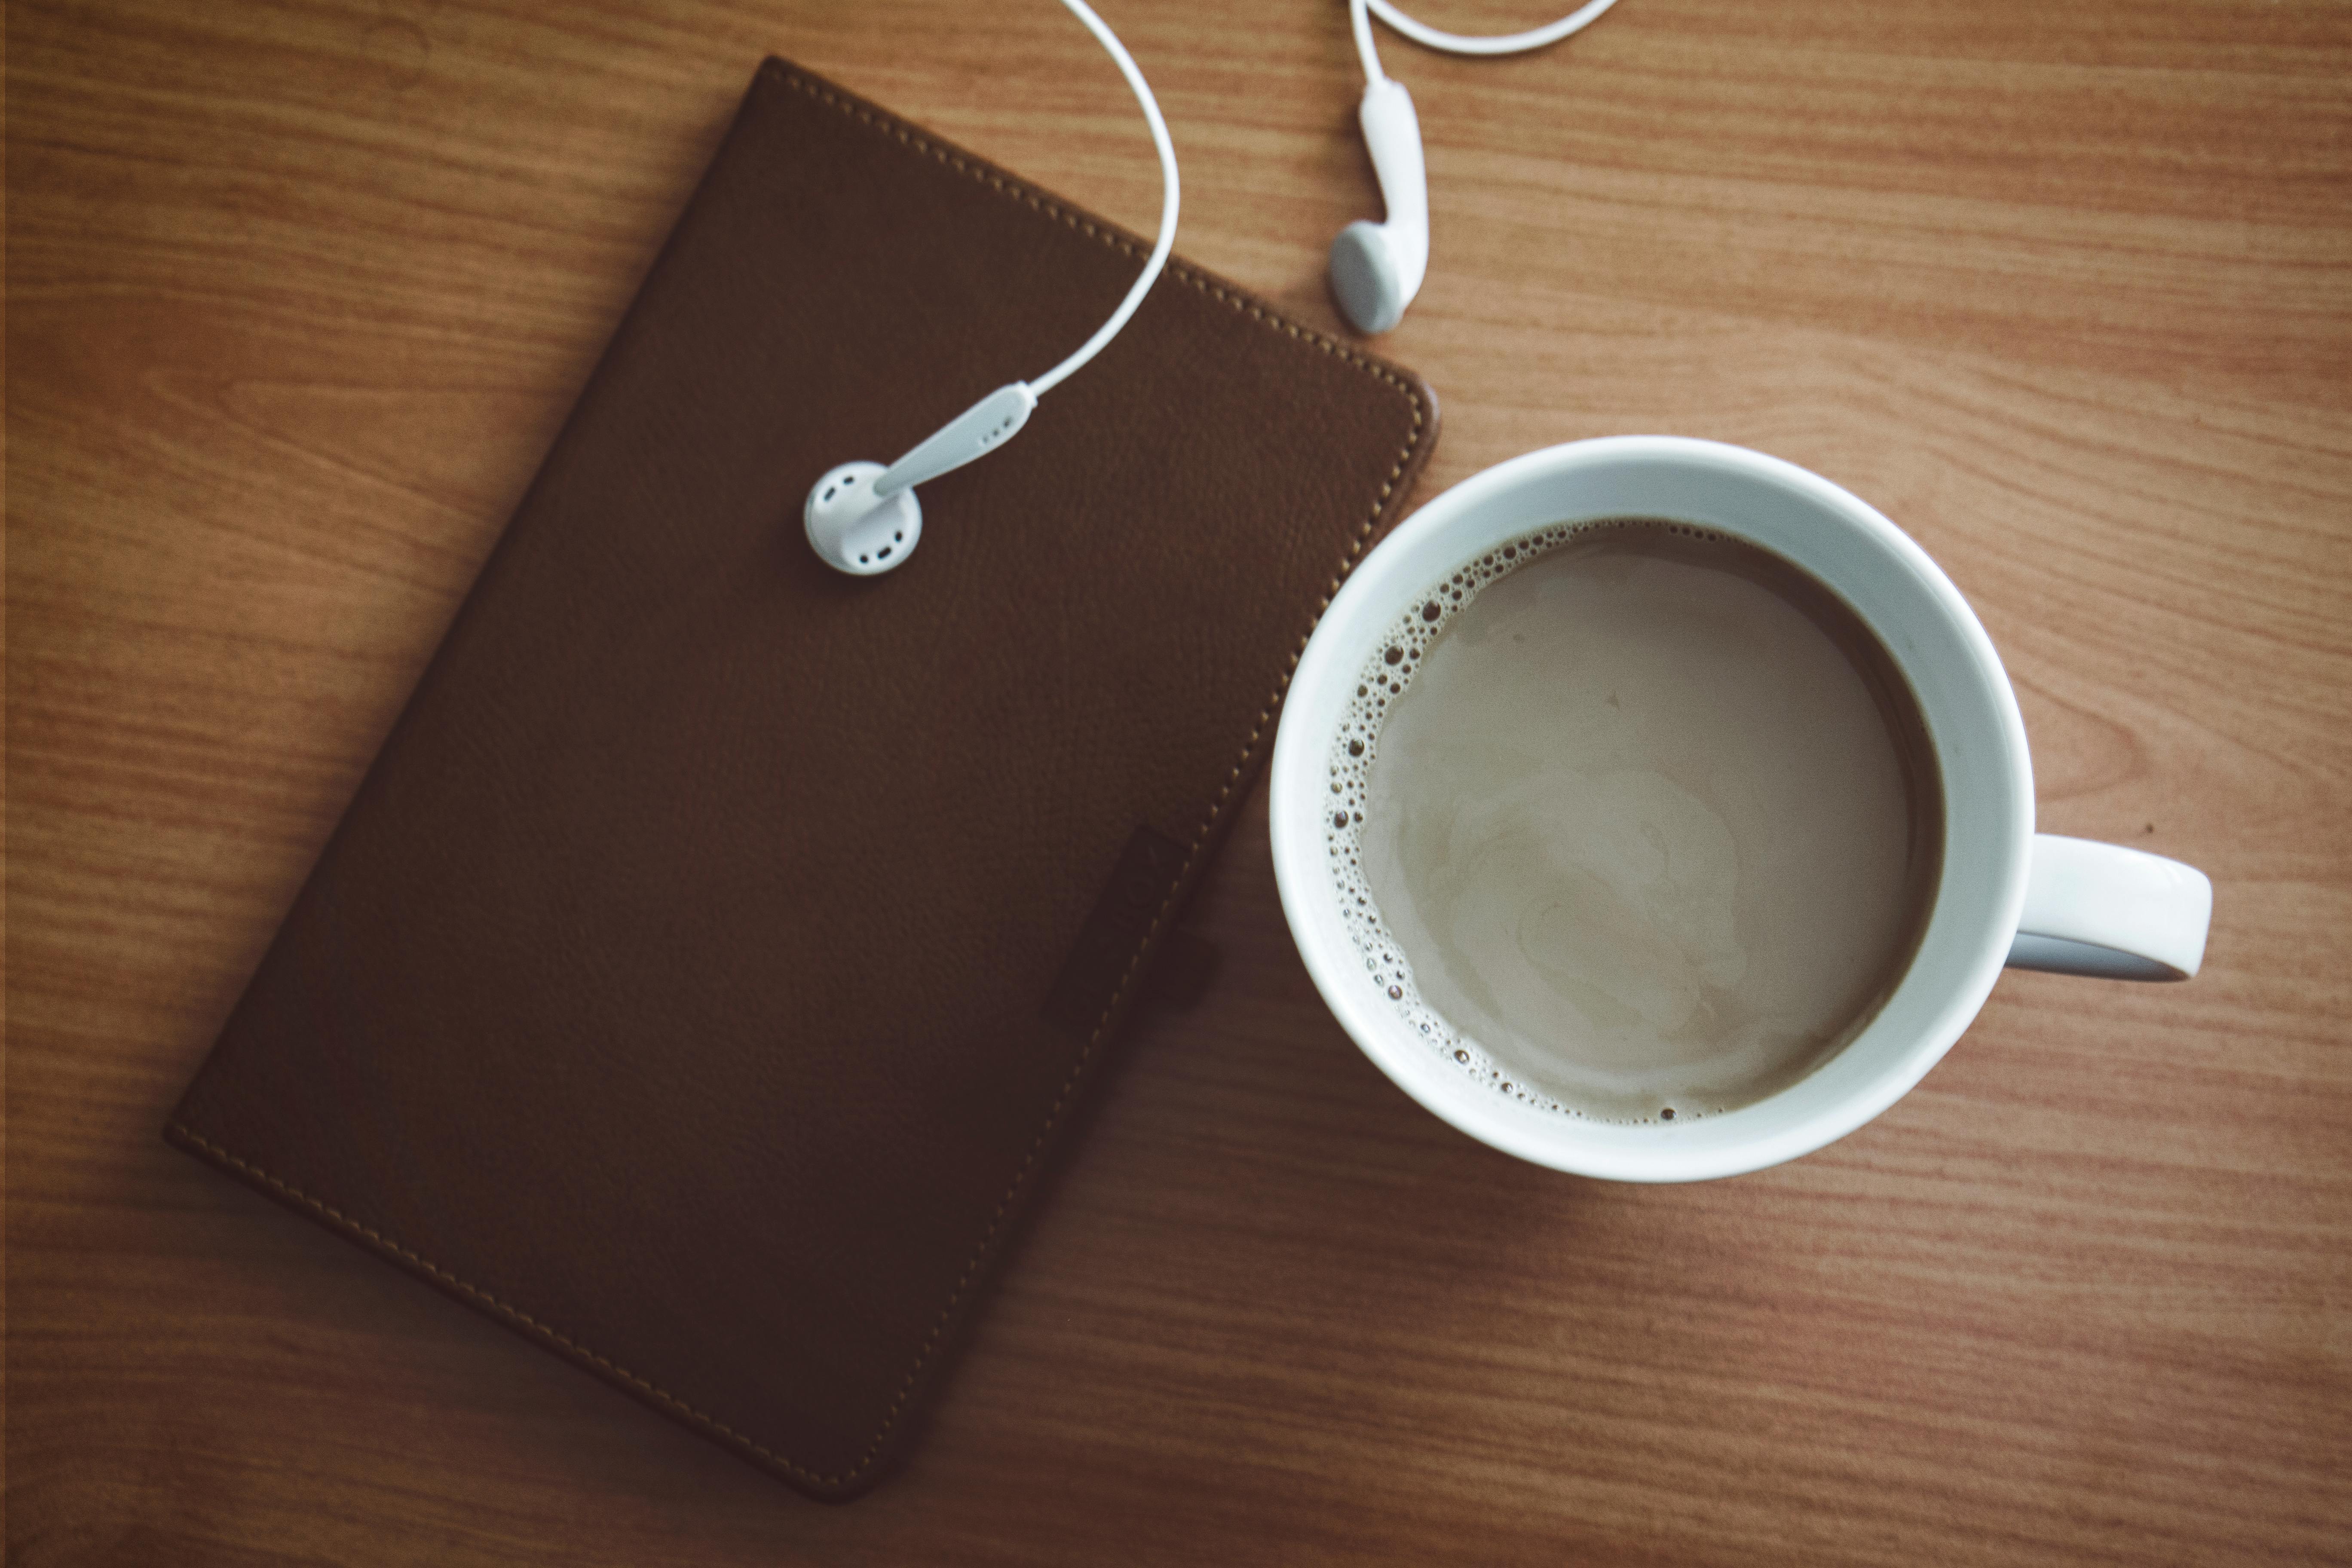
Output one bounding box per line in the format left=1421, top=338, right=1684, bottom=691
left=1268, top=437, right=2213, bottom=1182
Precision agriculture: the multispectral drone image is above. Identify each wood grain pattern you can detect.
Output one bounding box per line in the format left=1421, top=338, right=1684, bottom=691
left=9, top=0, right=2349, bottom=1561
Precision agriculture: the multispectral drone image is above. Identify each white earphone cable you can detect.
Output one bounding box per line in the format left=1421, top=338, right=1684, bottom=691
left=1351, top=0, right=1389, bottom=83
left=1030, top=0, right=1182, bottom=397
left=1352, top=0, right=1621, bottom=82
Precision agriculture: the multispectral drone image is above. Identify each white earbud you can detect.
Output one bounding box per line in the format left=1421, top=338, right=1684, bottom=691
left=805, top=384, right=1035, bottom=575
left=806, top=0, right=1176, bottom=577
left=1332, top=0, right=1623, bottom=336
left=1328, top=77, right=1429, bottom=336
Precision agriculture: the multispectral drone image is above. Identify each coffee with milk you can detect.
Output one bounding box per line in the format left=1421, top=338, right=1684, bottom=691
left=1320, top=519, right=1942, bottom=1124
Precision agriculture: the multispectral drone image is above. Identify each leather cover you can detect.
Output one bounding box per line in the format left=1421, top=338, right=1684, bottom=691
left=167, top=57, right=1437, bottom=1501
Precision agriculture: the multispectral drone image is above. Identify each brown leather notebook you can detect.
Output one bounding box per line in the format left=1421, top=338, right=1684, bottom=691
left=167, top=57, right=1436, bottom=1501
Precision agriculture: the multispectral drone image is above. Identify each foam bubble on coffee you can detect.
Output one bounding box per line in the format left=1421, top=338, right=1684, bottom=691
left=1321, top=519, right=1942, bottom=1125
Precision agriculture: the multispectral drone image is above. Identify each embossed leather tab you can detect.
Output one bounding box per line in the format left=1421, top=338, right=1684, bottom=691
left=166, top=57, right=1438, bottom=1501
left=1044, top=826, right=1191, bottom=1034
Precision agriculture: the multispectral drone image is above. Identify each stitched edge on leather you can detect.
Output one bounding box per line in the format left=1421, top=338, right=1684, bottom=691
left=168, top=58, right=1433, bottom=1496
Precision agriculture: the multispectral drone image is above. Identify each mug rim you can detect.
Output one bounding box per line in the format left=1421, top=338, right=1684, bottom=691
left=1269, top=436, right=2035, bottom=1181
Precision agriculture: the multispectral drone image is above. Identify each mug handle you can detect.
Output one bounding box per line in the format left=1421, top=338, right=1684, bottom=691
left=2005, top=833, right=2213, bottom=981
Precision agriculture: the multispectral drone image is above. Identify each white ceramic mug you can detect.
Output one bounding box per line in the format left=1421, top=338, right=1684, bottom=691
left=1269, top=437, right=2213, bottom=1182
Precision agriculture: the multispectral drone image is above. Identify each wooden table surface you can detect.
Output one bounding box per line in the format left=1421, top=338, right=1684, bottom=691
left=11, top=0, right=2350, bottom=1561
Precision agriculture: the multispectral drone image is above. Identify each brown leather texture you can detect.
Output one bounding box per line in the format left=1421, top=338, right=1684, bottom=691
left=165, top=58, right=1437, bottom=1501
